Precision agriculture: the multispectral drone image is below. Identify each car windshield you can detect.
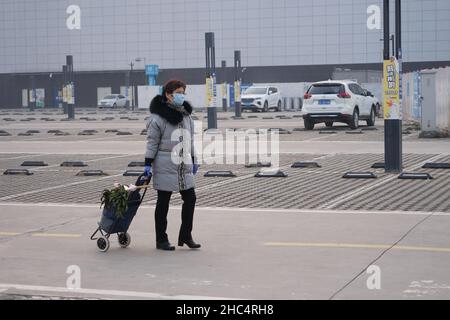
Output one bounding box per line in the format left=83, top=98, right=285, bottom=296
left=308, top=84, right=344, bottom=95
left=244, top=88, right=267, bottom=95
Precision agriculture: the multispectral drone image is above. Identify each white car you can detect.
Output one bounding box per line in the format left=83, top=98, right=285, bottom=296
left=362, top=89, right=381, bottom=117
left=241, top=86, right=282, bottom=112
left=302, top=80, right=377, bottom=130
left=98, top=94, right=128, bottom=109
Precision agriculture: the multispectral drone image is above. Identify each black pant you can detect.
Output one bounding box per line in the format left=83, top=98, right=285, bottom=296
left=154, top=188, right=196, bottom=243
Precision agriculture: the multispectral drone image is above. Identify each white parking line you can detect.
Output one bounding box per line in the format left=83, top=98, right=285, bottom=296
left=0, top=283, right=237, bottom=300
left=320, top=154, right=447, bottom=209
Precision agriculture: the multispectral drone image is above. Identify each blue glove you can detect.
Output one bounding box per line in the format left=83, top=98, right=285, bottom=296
left=144, top=165, right=152, bottom=176
left=193, top=164, right=200, bottom=175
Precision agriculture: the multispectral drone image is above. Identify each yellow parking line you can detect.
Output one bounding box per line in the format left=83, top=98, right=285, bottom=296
left=0, top=232, right=20, bottom=236
left=264, top=242, right=450, bottom=253
left=32, top=233, right=82, bottom=238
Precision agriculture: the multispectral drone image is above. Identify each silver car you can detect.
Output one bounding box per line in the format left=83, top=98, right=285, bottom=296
left=98, top=94, right=128, bottom=109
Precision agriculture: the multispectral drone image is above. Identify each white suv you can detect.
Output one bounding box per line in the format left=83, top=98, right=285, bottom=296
left=241, top=86, right=282, bottom=112
left=302, top=80, right=377, bottom=130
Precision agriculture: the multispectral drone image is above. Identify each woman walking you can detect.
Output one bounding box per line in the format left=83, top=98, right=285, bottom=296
left=144, top=79, right=200, bottom=251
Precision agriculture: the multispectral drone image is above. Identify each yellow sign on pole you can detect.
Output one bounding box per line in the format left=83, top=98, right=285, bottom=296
left=234, top=80, right=241, bottom=103
left=205, top=77, right=212, bottom=107
left=383, top=57, right=401, bottom=120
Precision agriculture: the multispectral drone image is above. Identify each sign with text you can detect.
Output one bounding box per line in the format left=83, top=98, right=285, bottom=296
left=383, top=57, right=402, bottom=120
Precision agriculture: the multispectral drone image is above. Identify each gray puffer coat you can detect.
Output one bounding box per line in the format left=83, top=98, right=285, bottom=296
left=145, top=95, right=197, bottom=192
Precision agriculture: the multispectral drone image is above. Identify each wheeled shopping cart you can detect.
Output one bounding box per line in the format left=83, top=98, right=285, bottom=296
left=90, top=173, right=151, bottom=252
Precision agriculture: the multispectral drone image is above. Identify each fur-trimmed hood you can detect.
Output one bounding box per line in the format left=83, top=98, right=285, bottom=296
left=149, top=95, right=193, bottom=125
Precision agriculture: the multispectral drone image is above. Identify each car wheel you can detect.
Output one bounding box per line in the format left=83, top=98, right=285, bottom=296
left=263, top=101, right=269, bottom=113
left=277, top=100, right=282, bottom=112
left=304, top=119, right=315, bottom=130
left=325, top=121, right=333, bottom=128
left=376, top=104, right=381, bottom=117
left=367, top=107, right=376, bottom=127
left=349, top=108, right=359, bottom=130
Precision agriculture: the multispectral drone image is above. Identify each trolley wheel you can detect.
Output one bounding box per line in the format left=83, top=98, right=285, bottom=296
left=118, top=232, right=131, bottom=248
left=97, top=236, right=110, bottom=252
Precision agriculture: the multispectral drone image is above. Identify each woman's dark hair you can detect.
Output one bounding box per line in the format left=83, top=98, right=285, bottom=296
left=162, top=79, right=186, bottom=97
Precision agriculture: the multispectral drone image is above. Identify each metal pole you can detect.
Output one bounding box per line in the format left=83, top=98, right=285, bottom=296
left=221, top=60, right=227, bottom=112
left=234, top=50, right=242, bottom=118
left=384, top=0, right=403, bottom=173
left=130, top=61, right=135, bottom=111
left=66, top=55, right=75, bottom=120
left=205, top=32, right=217, bottom=129
left=62, top=65, right=68, bottom=115
left=30, top=75, right=36, bottom=111
left=383, top=0, right=390, bottom=61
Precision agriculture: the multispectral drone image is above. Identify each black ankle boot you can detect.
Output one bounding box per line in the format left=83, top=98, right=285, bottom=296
left=178, top=239, right=201, bottom=249
left=156, top=241, right=175, bottom=251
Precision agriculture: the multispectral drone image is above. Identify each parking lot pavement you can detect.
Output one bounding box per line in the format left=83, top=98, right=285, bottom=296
left=0, top=203, right=449, bottom=300
left=0, top=109, right=449, bottom=300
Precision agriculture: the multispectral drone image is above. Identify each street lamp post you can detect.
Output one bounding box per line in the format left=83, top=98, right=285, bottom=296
left=129, top=61, right=135, bottom=111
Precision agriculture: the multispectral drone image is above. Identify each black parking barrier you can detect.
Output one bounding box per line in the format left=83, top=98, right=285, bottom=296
left=21, top=161, right=48, bottom=167
left=123, top=170, right=144, bottom=177
left=61, top=161, right=87, bottom=167
left=26, top=130, right=40, bottom=134
left=343, top=172, right=377, bottom=179
left=55, top=132, right=71, bottom=136
left=247, top=115, right=258, bottom=118
left=140, top=130, right=147, bottom=135
left=204, top=171, right=236, bottom=177
left=78, top=131, right=94, bottom=136
left=361, top=127, right=378, bottom=131
left=18, top=132, right=33, bottom=136
left=3, top=169, right=33, bottom=176
left=116, top=131, right=133, bottom=135
left=398, top=172, right=433, bottom=180
left=20, top=119, right=31, bottom=122
left=128, top=161, right=145, bottom=167
left=128, top=118, right=139, bottom=121
left=0, top=132, right=11, bottom=136
left=76, top=170, right=108, bottom=177
left=44, top=118, right=56, bottom=122
left=231, top=116, right=245, bottom=120
left=371, top=163, right=385, bottom=169
left=105, top=129, right=119, bottom=133
left=269, top=128, right=292, bottom=134
left=422, top=163, right=450, bottom=169
left=48, top=130, right=63, bottom=134
left=293, top=115, right=303, bottom=118
left=3, top=118, right=16, bottom=121
left=102, top=117, right=114, bottom=121
left=255, top=169, right=287, bottom=178
left=291, top=162, right=321, bottom=168
left=262, top=117, right=274, bottom=120
left=245, top=162, right=271, bottom=168
left=346, top=130, right=363, bottom=134
left=120, top=117, right=129, bottom=120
